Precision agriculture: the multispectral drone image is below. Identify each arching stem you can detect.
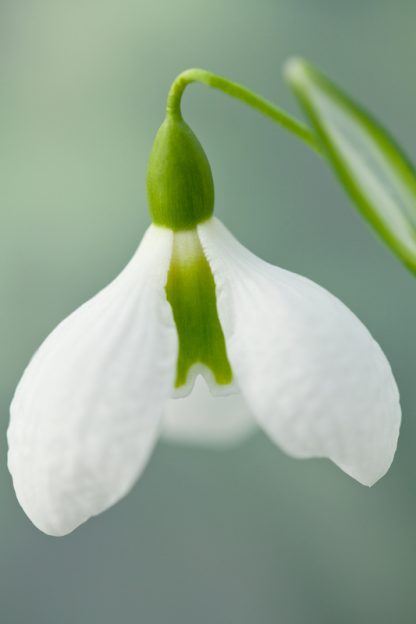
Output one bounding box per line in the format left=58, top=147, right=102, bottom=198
left=166, top=68, right=322, bottom=155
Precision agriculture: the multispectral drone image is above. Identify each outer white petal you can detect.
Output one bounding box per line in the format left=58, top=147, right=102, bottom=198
left=162, top=373, right=255, bottom=447
left=8, top=225, right=177, bottom=536
left=198, top=218, right=401, bottom=486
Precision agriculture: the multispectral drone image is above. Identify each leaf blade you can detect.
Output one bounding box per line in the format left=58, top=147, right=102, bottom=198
left=285, top=58, right=416, bottom=274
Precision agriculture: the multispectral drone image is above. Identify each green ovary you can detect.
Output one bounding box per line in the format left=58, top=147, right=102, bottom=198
left=165, top=229, right=233, bottom=389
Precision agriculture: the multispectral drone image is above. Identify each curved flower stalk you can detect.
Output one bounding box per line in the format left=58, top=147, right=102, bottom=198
left=8, top=63, right=401, bottom=536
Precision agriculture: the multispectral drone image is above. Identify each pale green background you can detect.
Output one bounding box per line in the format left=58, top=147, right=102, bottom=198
left=1, top=1, right=416, bottom=622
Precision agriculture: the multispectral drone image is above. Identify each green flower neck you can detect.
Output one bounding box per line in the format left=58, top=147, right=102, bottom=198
left=147, top=114, right=214, bottom=230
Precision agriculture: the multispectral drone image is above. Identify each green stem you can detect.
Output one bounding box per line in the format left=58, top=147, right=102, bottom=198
left=166, top=68, right=322, bottom=155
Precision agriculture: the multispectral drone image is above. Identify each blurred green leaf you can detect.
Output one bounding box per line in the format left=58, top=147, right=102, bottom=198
left=285, top=58, right=416, bottom=275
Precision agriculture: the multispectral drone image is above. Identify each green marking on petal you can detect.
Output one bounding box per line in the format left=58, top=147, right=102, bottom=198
left=165, top=228, right=233, bottom=389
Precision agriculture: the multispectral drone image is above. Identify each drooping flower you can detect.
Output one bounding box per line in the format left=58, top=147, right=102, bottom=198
left=8, top=108, right=401, bottom=537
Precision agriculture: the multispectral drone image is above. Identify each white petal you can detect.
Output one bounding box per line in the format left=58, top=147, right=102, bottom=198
left=8, top=225, right=177, bottom=535
left=162, top=373, right=255, bottom=447
left=199, top=218, right=401, bottom=486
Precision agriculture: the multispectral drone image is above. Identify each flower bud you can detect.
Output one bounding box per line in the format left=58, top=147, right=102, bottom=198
left=147, top=113, right=214, bottom=230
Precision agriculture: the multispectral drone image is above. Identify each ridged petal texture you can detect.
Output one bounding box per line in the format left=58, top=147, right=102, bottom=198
left=162, top=375, right=255, bottom=447
left=199, top=218, right=401, bottom=486
left=8, top=226, right=177, bottom=536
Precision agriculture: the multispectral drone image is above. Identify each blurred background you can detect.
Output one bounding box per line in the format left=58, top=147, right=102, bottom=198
left=1, top=0, right=416, bottom=622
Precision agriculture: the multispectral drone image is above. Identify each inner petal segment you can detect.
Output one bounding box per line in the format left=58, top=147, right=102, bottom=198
left=165, top=228, right=233, bottom=389
left=163, top=376, right=254, bottom=446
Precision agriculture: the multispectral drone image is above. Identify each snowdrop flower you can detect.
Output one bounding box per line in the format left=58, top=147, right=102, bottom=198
left=8, top=104, right=401, bottom=537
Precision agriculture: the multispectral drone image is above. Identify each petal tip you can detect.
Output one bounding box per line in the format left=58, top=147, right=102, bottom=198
left=337, top=418, right=401, bottom=488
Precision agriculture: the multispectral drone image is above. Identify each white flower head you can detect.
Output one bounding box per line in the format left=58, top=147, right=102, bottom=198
left=8, top=111, right=401, bottom=536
